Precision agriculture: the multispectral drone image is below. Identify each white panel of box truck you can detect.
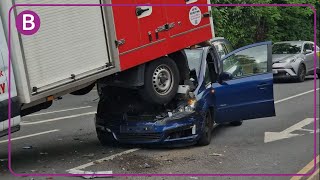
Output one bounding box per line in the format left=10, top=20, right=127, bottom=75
left=1, top=0, right=119, bottom=105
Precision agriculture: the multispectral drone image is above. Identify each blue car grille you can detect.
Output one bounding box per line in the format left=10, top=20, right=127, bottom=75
left=117, top=133, right=162, bottom=142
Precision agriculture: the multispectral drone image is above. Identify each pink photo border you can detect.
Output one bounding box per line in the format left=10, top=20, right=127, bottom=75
left=7, top=3, right=318, bottom=178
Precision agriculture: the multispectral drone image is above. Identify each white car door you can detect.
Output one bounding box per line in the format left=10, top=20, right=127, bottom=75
left=302, top=43, right=314, bottom=72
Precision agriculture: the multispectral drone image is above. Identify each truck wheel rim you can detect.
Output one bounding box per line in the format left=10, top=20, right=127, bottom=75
left=152, top=65, right=174, bottom=96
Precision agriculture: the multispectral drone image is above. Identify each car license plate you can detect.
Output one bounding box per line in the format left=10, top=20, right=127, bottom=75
left=273, top=69, right=278, bottom=74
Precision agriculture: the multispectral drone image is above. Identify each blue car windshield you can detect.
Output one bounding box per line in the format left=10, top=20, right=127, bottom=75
left=272, top=43, right=302, bottom=54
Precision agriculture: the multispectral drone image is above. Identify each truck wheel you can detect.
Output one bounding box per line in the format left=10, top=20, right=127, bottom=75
left=140, top=57, right=180, bottom=105
left=296, top=64, right=306, bottom=82
left=96, top=129, right=118, bottom=146
left=197, top=112, right=213, bottom=146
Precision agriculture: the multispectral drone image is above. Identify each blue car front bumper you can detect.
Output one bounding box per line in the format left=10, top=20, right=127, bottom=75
left=95, top=112, right=205, bottom=146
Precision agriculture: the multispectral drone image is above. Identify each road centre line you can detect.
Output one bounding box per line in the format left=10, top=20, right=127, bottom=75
left=67, top=149, right=140, bottom=172
left=21, top=112, right=96, bottom=126
left=275, top=88, right=319, bottom=104
left=290, top=155, right=319, bottom=180
left=25, top=106, right=92, bottom=117
left=0, top=129, right=60, bottom=144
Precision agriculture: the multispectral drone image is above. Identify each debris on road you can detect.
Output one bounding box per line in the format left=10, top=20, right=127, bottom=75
left=209, top=153, right=223, bottom=157
left=0, top=158, right=8, bottom=162
left=190, top=177, right=198, bottom=179
left=40, top=152, right=48, bottom=155
left=143, top=163, right=151, bottom=168
left=67, top=169, right=113, bottom=179
left=23, top=146, right=33, bottom=149
left=83, top=154, right=95, bottom=158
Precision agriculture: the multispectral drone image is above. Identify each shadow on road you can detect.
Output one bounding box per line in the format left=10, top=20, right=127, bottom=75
left=274, top=77, right=317, bottom=84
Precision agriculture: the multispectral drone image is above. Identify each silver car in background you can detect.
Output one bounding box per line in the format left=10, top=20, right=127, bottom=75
left=272, top=41, right=320, bottom=82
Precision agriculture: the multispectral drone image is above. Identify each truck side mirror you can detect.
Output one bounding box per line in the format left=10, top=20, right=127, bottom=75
left=218, top=72, right=233, bottom=84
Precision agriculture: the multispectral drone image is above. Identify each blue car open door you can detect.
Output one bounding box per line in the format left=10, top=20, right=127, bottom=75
left=212, top=42, right=275, bottom=124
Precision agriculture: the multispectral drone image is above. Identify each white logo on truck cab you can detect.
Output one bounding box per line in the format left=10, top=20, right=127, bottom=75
left=189, top=6, right=202, bottom=26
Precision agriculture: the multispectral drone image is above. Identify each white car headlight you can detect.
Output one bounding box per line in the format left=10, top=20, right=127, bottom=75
left=279, top=57, right=297, bottom=63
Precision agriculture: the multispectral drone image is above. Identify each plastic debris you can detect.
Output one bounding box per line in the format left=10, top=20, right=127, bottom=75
left=190, top=177, right=198, bottom=179
left=40, top=152, right=48, bottom=155
left=23, top=146, right=33, bottom=149
left=143, top=163, right=151, bottom=168
left=67, top=169, right=113, bottom=179
left=83, top=154, right=95, bottom=158
left=0, top=158, right=8, bottom=162
left=209, top=153, right=222, bottom=157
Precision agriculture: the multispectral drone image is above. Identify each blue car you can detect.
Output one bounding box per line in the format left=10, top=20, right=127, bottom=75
left=95, top=41, right=276, bottom=146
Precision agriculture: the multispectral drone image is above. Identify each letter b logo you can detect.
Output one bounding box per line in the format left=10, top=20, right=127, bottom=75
left=16, top=10, right=41, bottom=35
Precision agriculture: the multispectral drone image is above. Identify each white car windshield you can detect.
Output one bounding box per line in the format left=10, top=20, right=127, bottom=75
left=272, top=43, right=302, bottom=54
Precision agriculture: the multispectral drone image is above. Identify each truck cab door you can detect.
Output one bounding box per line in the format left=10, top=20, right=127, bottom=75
left=212, top=42, right=275, bottom=124
left=0, top=17, right=21, bottom=137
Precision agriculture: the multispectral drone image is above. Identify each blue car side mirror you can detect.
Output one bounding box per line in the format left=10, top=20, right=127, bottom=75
left=219, top=72, right=233, bottom=84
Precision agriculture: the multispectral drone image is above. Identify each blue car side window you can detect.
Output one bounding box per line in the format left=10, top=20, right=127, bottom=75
left=222, top=44, right=269, bottom=79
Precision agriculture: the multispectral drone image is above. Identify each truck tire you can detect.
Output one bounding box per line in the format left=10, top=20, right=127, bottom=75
left=140, top=57, right=180, bottom=105
left=197, top=112, right=213, bottom=146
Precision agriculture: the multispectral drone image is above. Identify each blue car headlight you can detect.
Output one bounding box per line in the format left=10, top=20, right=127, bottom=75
left=177, top=99, right=197, bottom=113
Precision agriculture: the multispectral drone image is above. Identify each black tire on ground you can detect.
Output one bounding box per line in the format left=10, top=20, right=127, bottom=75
left=96, top=129, right=118, bottom=146
left=229, top=121, right=243, bottom=126
left=296, top=64, right=306, bottom=82
left=139, top=57, right=180, bottom=105
left=197, top=112, right=213, bottom=146
left=317, top=73, right=320, bottom=79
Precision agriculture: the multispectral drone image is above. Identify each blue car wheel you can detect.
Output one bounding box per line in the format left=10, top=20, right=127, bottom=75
left=197, top=112, right=213, bottom=146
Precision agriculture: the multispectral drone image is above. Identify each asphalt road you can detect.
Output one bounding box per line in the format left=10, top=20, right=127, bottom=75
left=0, top=76, right=319, bottom=180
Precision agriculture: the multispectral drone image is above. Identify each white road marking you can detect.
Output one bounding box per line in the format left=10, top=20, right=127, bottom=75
left=275, top=88, right=319, bottom=104
left=26, top=106, right=92, bottom=117
left=67, top=148, right=139, bottom=172
left=264, top=118, right=319, bottom=143
left=0, top=129, right=60, bottom=144
left=21, top=112, right=96, bottom=126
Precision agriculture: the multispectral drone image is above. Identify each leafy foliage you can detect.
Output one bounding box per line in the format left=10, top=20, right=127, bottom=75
left=211, top=0, right=318, bottom=48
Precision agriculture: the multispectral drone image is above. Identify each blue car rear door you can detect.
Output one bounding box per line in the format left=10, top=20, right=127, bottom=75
left=212, top=42, right=275, bottom=124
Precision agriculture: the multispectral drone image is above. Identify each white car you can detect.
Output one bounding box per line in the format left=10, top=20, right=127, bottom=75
left=272, top=41, right=320, bottom=82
